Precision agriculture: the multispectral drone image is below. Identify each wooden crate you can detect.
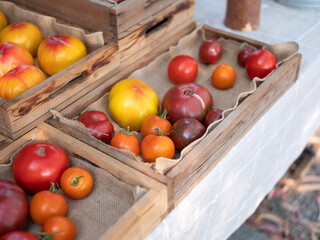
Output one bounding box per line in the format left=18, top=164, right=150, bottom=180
left=0, top=123, right=168, bottom=240
left=0, top=3, right=120, bottom=140
left=48, top=24, right=301, bottom=209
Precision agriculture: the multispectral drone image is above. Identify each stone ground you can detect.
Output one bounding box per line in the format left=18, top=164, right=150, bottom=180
left=229, top=129, right=320, bottom=240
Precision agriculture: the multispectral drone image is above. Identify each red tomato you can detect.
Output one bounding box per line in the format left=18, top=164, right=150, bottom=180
left=77, top=110, right=114, bottom=143
left=0, top=180, right=28, bottom=236
left=30, top=183, right=68, bottom=225
left=60, top=167, right=94, bottom=199
left=162, top=83, right=213, bottom=124
left=0, top=22, right=43, bottom=57
left=141, top=129, right=175, bottom=162
left=140, top=109, right=172, bottom=138
left=110, top=128, right=140, bottom=156
left=168, top=55, right=198, bottom=84
left=12, top=142, right=70, bottom=195
left=0, top=42, right=34, bottom=77
left=246, top=49, right=277, bottom=80
left=237, top=46, right=253, bottom=67
left=41, top=216, right=76, bottom=240
left=0, top=231, right=38, bottom=240
left=204, top=109, right=223, bottom=128
left=37, top=35, right=87, bottom=76
left=170, top=118, right=206, bottom=151
left=0, top=64, right=46, bottom=100
left=199, top=39, right=222, bottom=64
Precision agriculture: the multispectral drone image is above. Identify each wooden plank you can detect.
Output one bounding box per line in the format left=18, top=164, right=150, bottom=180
left=0, top=133, right=13, bottom=151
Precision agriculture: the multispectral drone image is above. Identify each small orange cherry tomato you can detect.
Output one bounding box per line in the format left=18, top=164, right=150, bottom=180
left=140, top=109, right=172, bottom=138
left=141, top=128, right=175, bottom=162
left=41, top=216, right=76, bottom=240
left=30, top=183, right=68, bottom=225
left=211, top=64, right=236, bottom=90
left=60, top=167, right=93, bottom=199
left=110, top=127, right=140, bottom=156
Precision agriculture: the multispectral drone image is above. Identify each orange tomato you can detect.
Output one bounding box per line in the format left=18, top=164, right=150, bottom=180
left=29, top=183, right=68, bottom=225
left=110, top=128, right=140, bottom=156
left=0, top=64, right=45, bottom=100
left=211, top=64, right=236, bottom=90
left=60, top=167, right=93, bottom=199
left=41, top=216, right=76, bottom=240
left=140, top=109, right=172, bottom=138
left=0, top=10, right=8, bottom=32
left=0, top=22, right=43, bottom=57
left=141, top=129, right=175, bottom=162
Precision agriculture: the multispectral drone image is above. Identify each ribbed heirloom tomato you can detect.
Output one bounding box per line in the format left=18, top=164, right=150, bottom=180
left=41, top=216, right=76, bottom=240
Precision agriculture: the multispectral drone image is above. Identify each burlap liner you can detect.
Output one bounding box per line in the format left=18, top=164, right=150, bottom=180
left=1, top=140, right=146, bottom=240
left=51, top=23, right=299, bottom=174
left=0, top=1, right=104, bottom=52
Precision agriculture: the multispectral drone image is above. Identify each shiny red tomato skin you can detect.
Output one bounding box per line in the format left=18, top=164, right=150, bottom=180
left=0, top=180, right=28, bottom=236
left=168, top=55, right=198, bottom=84
left=199, top=39, right=222, bottom=64
left=161, top=83, right=213, bottom=124
left=237, top=46, right=253, bottom=67
left=12, top=142, right=70, bottom=195
left=170, top=118, right=206, bottom=151
left=0, top=231, right=38, bottom=240
left=204, top=109, right=223, bottom=128
left=246, top=49, right=277, bottom=80
left=77, top=111, right=114, bottom=144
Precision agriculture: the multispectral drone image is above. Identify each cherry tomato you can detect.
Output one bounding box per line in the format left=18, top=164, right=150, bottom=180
left=211, top=64, right=236, bottom=90
left=204, top=109, right=223, bottom=128
left=168, top=55, right=198, bottom=84
left=110, top=127, right=140, bottom=156
left=141, top=128, right=175, bottom=162
left=60, top=167, right=93, bottom=199
left=0, top=231, right=38, bottom=240
left=140, top=109, right=172, bottom=138
left=237, top=46, right=253, bottom=67
left=199, top=39, right=222, bottom=64
left=30, top=183, right=68, bottom=225
left=0, top=10, right=8, bottom=32
left=246, top=49, right=277, bottom=80
left=41, top=216, right=76, bottom=240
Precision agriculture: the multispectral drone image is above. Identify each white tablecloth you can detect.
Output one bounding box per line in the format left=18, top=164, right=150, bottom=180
left=147, top=1, right=320, bottom=239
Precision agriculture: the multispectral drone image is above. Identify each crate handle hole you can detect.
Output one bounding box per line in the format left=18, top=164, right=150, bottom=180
left=146, top=16, right=171, bottom=37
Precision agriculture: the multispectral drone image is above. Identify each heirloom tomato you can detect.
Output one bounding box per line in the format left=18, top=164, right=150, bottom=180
left=0, top=42, right=34, bottom=77
left=199, top=39, right=222, bottom=64
left=60, top=167, right=93, bottom=199
left=140, top=109, right=172, bottom=138
left=162, top=83, right=213, bottom=124
left=0, top=180, right=28, bottom=236
left=246, top=49, right=277, bottom=80
left=12, top=142, right=70, bottom=195
left=0, top=64, right=46, bottom=100
left=30, top=183, right=68, bottom=225
left=0, top=22, right=43, bottom=57
left=37, top=34, right=87, bottom=76
left=0, top=10, right=7, bottom=32
left=110, top=127, right=140, bottom=156
left=77, top=110, right=114, bottom=144
left=41, top=216, right=76, bottom=240
left=168, top=55, right=198, bottom=84
left=204, top=109, right=223, bottom=128
left=170, top=118, right=206, bottom=151
left=211, top=64, right=236, bottom=90
left=237, top=46, right=253, bottom=67
left=141, top=128, right=175, bottom=162
left=108, top=78, right=159, bottom=131
left=0, top=231, right=38, bottom=240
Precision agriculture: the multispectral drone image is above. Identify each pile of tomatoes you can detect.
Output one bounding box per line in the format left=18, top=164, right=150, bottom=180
left=0, top=142, right=94, bottom=240
left=0, top=10, right=87, bottom=101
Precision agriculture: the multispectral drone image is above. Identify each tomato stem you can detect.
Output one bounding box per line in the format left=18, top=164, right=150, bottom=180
left=71, top=175, right=84, bottom=186
left=37, top=147, right=46, bottom=157
left=153, top=127, right=169, bottom=136
left=161, top=109, right=168, bottom=119
left=38, top=231, right=62, bottom=240
left=0, top=48, right=3, bottom=58
left=122, top=126, right=138, bottom=136
left=49, top=182, right=58, bottom=193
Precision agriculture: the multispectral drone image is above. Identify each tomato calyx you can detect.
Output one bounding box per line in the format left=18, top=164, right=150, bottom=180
left=182, top=88, right=205, bottom=110
left=49, top=182, right=59, bottom=193
left=38, top=231, right=62, bottom=240
left=161, top=109, right=168, bottom=120
left=71, top=175, right=84, bottom=186
left=122, top=126, right=138, bottom=136
left=36, top=147, right=46, bottom=157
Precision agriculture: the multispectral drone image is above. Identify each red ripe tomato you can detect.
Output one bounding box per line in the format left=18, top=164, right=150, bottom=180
left=204, top=109, right=223, bottom=128
left=162, top=83, right=213, bottom=124
left=77, top=110, right=114, bottom=144
left=237, top=46, right=253, bottom=67
left=110, top=128, right=140, bottom=156
left=0, top=42, right=34, bottom=77
left=0, top=64, right=46, bottom=100
left=0, top=231, right=38, bottom=240
left=246, top=49, right=277, bottom=80
left=0, top=180, right=28, bottom=236
left=199, top=39, right=222, bottom=64
left=167, top=55, right=198, bottom=84
left=170, top=118, right=206, bottom=151
left=12, top=142, right=70, bottom=195
left=140, top=109, right=172, bottom=138
left=41, top=216, right=76, bottom=240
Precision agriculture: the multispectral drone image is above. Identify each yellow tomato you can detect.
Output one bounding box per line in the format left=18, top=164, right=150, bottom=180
left=108, top=78, right=159, bottom=131
left=0, top=10, right=7, bottom=32
left=37, top=35, right=87, bottom=76
left=0, top=64, right=46, bottom=100
left=0, top=22, right=43, bottom=57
